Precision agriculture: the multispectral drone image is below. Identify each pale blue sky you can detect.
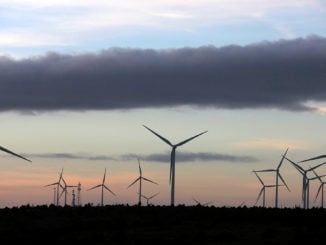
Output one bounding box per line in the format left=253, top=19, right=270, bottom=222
left=0, top=0, right=326, bottom=208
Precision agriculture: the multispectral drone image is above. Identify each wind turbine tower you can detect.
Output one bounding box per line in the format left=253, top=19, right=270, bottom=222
left=44, top=168, right=64, bottom=206
left=143, top=125, right=207, bottom=206
left=284, top=156, right=326, bottom=209
left=88, top=168, right=116, bottom=206
left=141, top=192, right=160, bottom=206
left=253, top=171, right=283, bottom=207
left=127, top=159, right=158, bottom=206
left=77, top=182, right=82, bottom=206
left=254, top=148, right=290, bottom=208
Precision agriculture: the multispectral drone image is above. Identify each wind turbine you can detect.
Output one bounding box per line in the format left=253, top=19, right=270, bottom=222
left=88, top=168, right=116, bottom=206
left=253, top=171, right=282, bottom=207
left=312, top=170, right=326, bottom=208
left=44, top=168, right=64, bottom=206
left=127, top=159, right=158, bottom=206
left=284, top=156, right=326, bottom=209
left=193, top=198, right=213, bottom=206
left=60, top=177, right=78, bottom=206
left=0, top=145, right=31, bottom=162
left=254, top=148, right=290, bottom=208
left=141, top=192, right=160, bottom=206
left=143, top=125, right=207, bottom=206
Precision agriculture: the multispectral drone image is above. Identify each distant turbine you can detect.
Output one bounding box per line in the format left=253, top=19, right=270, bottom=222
left=193, top=198, right=213, bottom=206
left=127, top=159, right=158, bottom=206
left=44, top=168, right=64, bottom=206
left=141, top=192, right=160, bottom=206
left=88, top=168, right=116, bottom=206
left=284, top=156, right=326, bottom=209
left=60, top=177, right=78, bottom=206
left=143, top=125, right=207, bottom=206
left=254, top=148, right=290, bottom=208
left=313, top=170, right=326, bottom=208
left=0, top=145, right=31, bottom=162
left=253, top=171, right=283, bottom=207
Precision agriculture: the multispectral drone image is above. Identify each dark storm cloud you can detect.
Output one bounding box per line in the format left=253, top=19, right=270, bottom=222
left=1, top=35, right=325, bottom=111
left=22, top=152, right=257, bottom=163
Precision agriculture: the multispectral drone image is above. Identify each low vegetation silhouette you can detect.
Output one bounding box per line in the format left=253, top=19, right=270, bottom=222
left=1, top=204, right=326, bottom=244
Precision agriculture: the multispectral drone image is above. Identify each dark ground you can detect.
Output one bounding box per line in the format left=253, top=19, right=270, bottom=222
left=0, top=204, right=325, bottom=244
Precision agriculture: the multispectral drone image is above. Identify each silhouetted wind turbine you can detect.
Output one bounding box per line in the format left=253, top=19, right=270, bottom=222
left=141, top=192, right=160, bottom=206
left=44, top=168, right=64, bottom=206
left=253, top=171, right=282, bottom=207
left=254, top=148, right=290, bottom=208
left=284, top=156, right=326, bottom=209
left=143, top=125, right=207, bottom=206
left=60, top=177, right=78, bottom=206
left=193, top=198, right=213, bottom=206
left=88, top=168, right=116, bottom=206
left=0, top=145, right=31, bottom=162
left=127, top=159, right=158, bottom=206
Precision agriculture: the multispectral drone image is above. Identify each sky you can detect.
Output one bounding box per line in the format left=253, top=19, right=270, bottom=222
left=0, top=0, right=326, bottom=208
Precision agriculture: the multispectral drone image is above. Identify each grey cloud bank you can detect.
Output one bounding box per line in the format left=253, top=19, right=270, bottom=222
left=22, top=152, right=257, bottom=163
left=0, top=35, right=325, bottom=111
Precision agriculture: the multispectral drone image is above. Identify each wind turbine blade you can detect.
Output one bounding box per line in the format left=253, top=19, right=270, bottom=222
left=142, top=177, right=158, bottom=185
left=312, top=169, right=322, bottom=182
left=102, top=168, right=106, bottom=184
left=300, top=155, right=326, bottom=163
left=127, top=177, right=140, bottom=189
left=193, top=198, right=200, bottom=204
left=278, top=173, right=290, bottom=191
left=0, top=145, right=31, bottom=162
left=255, top=188, right=264, bottom=205
left=253, top=171, right=264, bottom=186
left=44, top=182, right=58, bottom=187
left=149, top=192, right=160, bottom=199
left=59, top=189, right=65, bottom=199
left=254, top=169, right=276, bottom=172
left=143, top=125, right=173, bottom=147
left=58, top=168, right=64, bottom=183
left=138, top=159, right=142, bottom=176
left=175, top=131, right=208, bottom=147
left=315, top=184, right=323, bottom=202
left=284, top=156, right=304, bottom=173
left=61, top=177, right=67, bottom=186
left=308, top=161, right=326, bottom=172
left=277, top=148, right=289, bottom=169
left=87, top=184, right=101, bottom=191
left=103, top=185, right=116, bottom=196
left=266, top=184, right=283, bottom=187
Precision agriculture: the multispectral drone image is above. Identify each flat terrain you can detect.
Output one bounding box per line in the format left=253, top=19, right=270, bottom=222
left=1, top=205, right=326, bottom=244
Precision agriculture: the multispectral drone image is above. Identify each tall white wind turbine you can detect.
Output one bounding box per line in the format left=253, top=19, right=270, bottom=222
left=44, top=168, right=64, bottom=206
left=0, top=145, right=31, bottom=162
left=127, top=159, right=158, bottom=206
left=143, top=125, right=207, bottom=206
left=254, top=148, right=290, bottom=208
left=253, top=171, right=282, bottom=207
left=88, top=168, right=116, bottom=206
left=284, top=156, right=326, bottom=209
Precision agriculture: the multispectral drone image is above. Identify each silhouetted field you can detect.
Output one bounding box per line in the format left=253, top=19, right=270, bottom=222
left=1, top=205, right=326, bottom=244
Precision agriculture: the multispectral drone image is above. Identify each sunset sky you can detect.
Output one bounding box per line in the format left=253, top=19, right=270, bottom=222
left=0, top=0, right=326, bottom=208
